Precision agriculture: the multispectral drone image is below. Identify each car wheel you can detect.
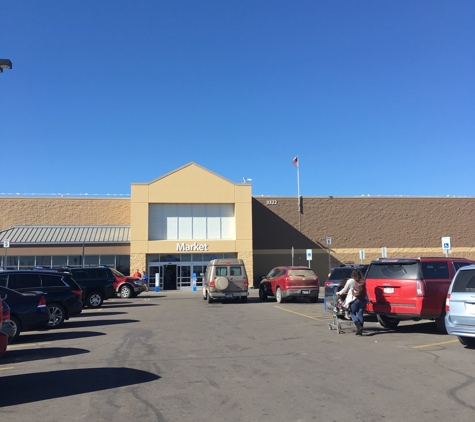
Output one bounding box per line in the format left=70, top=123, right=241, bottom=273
left=47, top=304, right=65, bottom=328
left=240, top=296, right=248, bottom=303
left=275, top=287, right=285, bottom=303
left=9, top=316, right=21, bottom=343
left=377, top=314, right=400, bottom=329
left=119, top=285, right=133, bottom=299
left=309, top=296, right=319, bottom=303
left=203, top=287, right=207, bottom=300
left=207, top=291, right=213, bottom=304
left=86, top=292, right=104, bottom=308
left=458, top=336, right=475, bottom=347
left=259, top=286, right=268, bottom=301
left=434, top=309, right=447, bottom=333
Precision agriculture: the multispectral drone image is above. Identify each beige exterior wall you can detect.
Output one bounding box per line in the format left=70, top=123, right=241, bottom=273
left=252, top=196, right=475, bottom=284
left=130, top=163, right=254, bottom=277
left=0, top=197, right=130, bottom=232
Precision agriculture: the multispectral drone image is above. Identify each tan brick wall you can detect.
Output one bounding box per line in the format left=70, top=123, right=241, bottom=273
left=0, top=197, right=130, bottom=231
left=252, top=197, right=475, bottom=282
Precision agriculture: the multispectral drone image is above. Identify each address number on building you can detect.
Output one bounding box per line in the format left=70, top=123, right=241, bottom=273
left=266, top=200, right=278, bottom=205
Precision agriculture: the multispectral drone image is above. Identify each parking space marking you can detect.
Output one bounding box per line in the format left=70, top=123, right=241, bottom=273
left=412, top=339, right=459, bottom=349
left=7, top=342, right=51, bottom=349
left=274, top=306, right=323, bottom=321
left=0, top=367, right=14, bottom=371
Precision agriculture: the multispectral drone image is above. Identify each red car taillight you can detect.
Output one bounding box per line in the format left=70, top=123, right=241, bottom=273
left=324, top=281, right=332, bottom=288
left=446, top=294, right=451, bottom=312
left=72, top=290, right=82, bottom=297
left=244, top=280, right=248, bottom=286
left=416, top=279, right=425, bottom=297
left=3, top=309, right=10, bottom=322
left=38, top=295, right=47, bottom=308
left=210, top=281, right=215, bottom=287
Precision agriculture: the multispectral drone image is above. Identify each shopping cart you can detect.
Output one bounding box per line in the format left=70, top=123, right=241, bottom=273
left=326, top=293, right=356, bottom=334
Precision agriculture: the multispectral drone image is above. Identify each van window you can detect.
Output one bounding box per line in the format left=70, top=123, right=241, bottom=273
left=230, top=266, right=242, bottom=276
left=215, top=267, right=227, bottom=277
left=73, top=270, right=88, bottom=279
left=0, top=275, right=7, bottom=287
left=451, top=270, right=475, bottom=293
left=422, top=262, right=449, bottom=279
left=366, top=263, right=419, bottom=280
left=95, top=269, right=109, bottom=278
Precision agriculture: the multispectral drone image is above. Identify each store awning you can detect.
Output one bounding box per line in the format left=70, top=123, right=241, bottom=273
left=0, top=225, right=131, bottom=245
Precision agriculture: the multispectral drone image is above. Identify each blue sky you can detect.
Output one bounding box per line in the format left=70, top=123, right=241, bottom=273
left=1, top=1, right=474, bottom=197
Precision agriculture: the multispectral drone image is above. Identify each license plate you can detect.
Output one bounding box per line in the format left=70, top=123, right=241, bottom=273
left=301, top=290, right=309, bottom=294
left=225, top=293, right=233, bottom=298
left=465, top=303, right=475, bottom=314
left=384, top=287, right=394, bottom=294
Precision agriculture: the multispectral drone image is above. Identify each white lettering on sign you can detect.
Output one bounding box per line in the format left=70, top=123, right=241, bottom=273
left=266, top=200, right=278, bottom=205
left=177, top=242, right=209, bottom=252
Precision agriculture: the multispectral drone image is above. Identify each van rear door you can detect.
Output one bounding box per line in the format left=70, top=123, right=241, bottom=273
left=448, top=269, right=475, bottom=327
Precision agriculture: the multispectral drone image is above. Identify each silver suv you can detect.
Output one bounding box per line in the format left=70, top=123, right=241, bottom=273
left=202, top=259, right=249, bottom=304
left=445, top=264, right=475, bottom=348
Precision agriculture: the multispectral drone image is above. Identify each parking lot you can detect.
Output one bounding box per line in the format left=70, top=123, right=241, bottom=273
left=1, top=289, right=474, bottom=422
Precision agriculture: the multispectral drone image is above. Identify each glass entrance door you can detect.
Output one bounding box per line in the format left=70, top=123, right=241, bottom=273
left=149, top=265, right=164, bottom=290
left=177, top=265, right=191, bottom=289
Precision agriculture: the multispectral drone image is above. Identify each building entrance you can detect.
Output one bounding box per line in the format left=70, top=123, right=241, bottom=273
left=149, top=262, right=205, bottom=290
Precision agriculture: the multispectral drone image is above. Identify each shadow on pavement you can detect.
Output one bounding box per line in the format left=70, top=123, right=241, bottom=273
left=0, top=367, right=160, bottom=407
left=16, top=330, right=107, bottom=344
left=60, top=319, right=140, bottom=329
left=0, top=347, right=90, bottom=365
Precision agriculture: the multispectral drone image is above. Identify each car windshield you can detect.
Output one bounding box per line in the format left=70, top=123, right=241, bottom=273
left=288, top=269, right=316, bottom=277
left=366, top=262, right=419, bottom=280
left=451, top=270, right=475, bottom=293
left=110, top=268, right=124, bottom=277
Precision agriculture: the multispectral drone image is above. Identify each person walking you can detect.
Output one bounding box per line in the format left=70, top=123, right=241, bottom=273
left=142, top=271, right=148, bottom=288
left=132, top=268, right=142, bottom=278
left=336, top=269, right=367, bottom=335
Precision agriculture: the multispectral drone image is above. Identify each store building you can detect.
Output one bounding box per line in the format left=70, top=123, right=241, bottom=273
left=1, top=162, right=475, bottom=288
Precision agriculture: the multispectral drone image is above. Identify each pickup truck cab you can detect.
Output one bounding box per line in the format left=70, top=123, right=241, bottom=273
left=259, top=266, right=320, bottom=303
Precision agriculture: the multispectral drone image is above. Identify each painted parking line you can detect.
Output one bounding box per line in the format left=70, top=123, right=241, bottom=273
left=7, top=342, right=51, bottom=349
left=274, top=306, right=325, bottom=321
left=412, top=339, right=459, bottom=349
left=0, top=367, right=14, bottom=371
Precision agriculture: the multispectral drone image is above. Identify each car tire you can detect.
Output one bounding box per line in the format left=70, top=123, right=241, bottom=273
left=119, top=285, right=133, bottom=299
left=207, top=291, right=213, bottom=304
left=203, top=287, right=207, bottom=300
left=86, top=291, right=104, bottom=308
left=458, top=336, right=475, bottom=347
left=377, top=314, right=400, bottom=329
left=259, top=285, right=268, bottom=301
left=47, top=303, right=65, bottom=328
left=275, top=287, right=285, bottom=303
left=309, top=296, right=319, bottom=303
left=9, top=315, right=21, bottom=343
left=240, top=296, right=248, bottom=303
left=434, top=308, right=447, bottom=333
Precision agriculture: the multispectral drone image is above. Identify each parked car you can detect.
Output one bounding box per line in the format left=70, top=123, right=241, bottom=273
left=259, top=266, right=320, bottom=303
left=111, top=268, right=148, bottom=298
left=365, top=257, right=475, bottom=332
left=202, top=259, right=249, bottom=303
left=323, top=264, right=369, bottom=304
left=58, top=267, right=116, bottom=308
left=0, top=298, right=7, bottom=358
left=1, top=300, right=14, bottom=342
left=0, top=270, right=83, bottom=328
left=0, top=286, right=50, bottom=343
left=445, top=264, right=475, bottom=348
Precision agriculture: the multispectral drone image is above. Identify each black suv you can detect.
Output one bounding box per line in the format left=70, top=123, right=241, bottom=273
left=58, top=267, right=116, bottom=308
left=0, top=270, right=83, bottom=328
left=323, top=264, right=369, bottom=298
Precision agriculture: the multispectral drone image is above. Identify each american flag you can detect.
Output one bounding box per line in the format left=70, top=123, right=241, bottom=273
left=292, top=156, right=298, bottom=167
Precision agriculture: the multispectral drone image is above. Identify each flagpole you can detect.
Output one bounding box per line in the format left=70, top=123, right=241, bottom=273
left=296, top=156, right=300, bottom=212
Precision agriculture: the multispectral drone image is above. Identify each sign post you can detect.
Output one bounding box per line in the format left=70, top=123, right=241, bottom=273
left=441, top=236, right=451, bottom=257
left=381, top=247, right=387, bottom=258
left=291, top=246, right=294, bottom=266
left=306, top=249, right=312, bottom=267
left=359, top=249, right=365, bottom=264
left=3, top=240, right=9, bottom=269
left=326, top=237, right=332, bottom=274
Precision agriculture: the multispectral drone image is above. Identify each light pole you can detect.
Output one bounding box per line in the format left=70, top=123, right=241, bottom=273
left=0, top=59, right=12, bottom=73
